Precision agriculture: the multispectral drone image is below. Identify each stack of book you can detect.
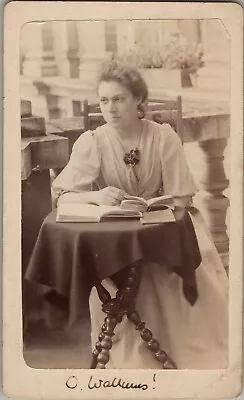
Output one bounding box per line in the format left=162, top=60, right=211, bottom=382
left=56, top=195, right=175, bottom=225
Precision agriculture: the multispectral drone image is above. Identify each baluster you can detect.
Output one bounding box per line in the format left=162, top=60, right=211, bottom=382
left=197, top=138, right=229, bottom=269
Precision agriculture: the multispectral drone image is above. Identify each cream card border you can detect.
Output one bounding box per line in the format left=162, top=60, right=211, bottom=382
left=3, top=2, right=243, bottom=399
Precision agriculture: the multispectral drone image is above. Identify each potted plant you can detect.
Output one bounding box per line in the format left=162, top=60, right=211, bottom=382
left=114, top=32, right=204, bottom=89
left=161, top=32, right=204, bottom=87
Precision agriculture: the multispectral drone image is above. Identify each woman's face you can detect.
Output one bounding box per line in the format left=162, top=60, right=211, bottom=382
left=98, top=80, right=141, bottom=129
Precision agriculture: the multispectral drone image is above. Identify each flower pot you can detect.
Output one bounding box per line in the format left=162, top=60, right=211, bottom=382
left=181, top=67, right=198, bottom=88
left=141, top=68, right=197, bottom=89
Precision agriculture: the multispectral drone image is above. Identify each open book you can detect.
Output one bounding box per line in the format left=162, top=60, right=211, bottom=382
left=56, top=203, right=142, bottom=223
left=120, top=194, right=175, bottom=213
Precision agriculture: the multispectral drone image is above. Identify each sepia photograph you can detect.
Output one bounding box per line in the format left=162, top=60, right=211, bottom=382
left=3, top=2, right=243, bottom=400
left=21, top=18, right=230, bottom=371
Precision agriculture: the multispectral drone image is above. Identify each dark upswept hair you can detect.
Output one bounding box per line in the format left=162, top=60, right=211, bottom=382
left=96, top=60, right=148, bottom=117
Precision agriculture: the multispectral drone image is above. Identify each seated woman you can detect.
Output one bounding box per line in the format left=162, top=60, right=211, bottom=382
left=52, top=60, right=228, bottom=370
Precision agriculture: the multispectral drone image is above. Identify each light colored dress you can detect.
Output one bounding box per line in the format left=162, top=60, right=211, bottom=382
left=53, top=120, right=229, bottom=370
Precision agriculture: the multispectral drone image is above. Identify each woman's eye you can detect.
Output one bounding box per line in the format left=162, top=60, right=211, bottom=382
left=114, top=96, right=125, bottom=102
left=100, top=98, right=108, bottom=104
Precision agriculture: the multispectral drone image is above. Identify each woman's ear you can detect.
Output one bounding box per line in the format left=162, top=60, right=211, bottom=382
left=136, top=96, right=148, bottom=108
left=141, top=99, right=148, bottom=109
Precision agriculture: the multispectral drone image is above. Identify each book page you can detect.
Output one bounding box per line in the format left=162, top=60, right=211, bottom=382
left=147, top=195, right=174, bottom=207
left=122, top=195, right=148, bottom=205
left=57, top=203, right=102, bottom=219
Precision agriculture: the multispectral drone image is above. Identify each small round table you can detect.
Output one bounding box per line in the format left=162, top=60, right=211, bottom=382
left=25, top=208, right=201, bottom=369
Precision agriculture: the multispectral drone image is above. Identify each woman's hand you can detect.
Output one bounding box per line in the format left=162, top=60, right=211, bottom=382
left=96, top=186, right=127, bottom=206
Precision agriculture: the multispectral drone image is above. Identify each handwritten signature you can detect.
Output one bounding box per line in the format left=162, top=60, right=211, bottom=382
left=66, top=375, right=149, bottom=391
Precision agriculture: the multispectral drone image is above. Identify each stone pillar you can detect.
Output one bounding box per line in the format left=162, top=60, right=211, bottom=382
left=161, top=20, right=180, bottom=43
left=116, top=20, right=137, bottom=55
left=21, top=23, right=43, bottom=77
left=67, top=21, right=80, bottom=78
left=197, top=138, right=229, bottom=268
left=177, top=20, right=201, bottom=44
left=22, top=22, right=57, bottom=77
left=197, top=20, right=230, bottom=90
left=52, top=21, right=79, bottom=78
left=77, top=21, right=108, bottom=88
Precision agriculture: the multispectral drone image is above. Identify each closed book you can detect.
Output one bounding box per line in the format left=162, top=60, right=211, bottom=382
left=140, top=209, right=176, bottom=225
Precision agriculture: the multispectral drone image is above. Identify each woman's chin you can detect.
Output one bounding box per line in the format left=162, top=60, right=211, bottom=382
left=107, top=119, right=122, bottom=127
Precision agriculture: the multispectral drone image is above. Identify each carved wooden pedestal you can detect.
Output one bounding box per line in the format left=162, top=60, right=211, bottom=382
left=197, top=139, right=229, bottom=268
left=90, top=261, right=177, bottom=370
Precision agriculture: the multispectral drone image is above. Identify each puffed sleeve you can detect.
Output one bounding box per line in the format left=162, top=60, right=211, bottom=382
left=159, top=124, right=198, bottom=197
left=52, top=130, right=101, bottom=197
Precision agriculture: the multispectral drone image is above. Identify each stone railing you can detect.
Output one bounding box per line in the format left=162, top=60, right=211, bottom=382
left=20, top=75, right=96, bottom=120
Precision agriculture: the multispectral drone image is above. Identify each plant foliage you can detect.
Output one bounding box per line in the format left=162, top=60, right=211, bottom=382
left=114, top=33, right=204, bottom=71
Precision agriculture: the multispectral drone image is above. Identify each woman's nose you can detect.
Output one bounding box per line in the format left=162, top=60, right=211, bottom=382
left=108, top=100, right=116, bottom=113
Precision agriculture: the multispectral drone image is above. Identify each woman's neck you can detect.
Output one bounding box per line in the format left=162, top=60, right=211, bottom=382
left=111, top=118, right=143, bottom=139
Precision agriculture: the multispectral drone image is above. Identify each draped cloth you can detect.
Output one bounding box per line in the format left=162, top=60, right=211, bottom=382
left=53, top=120, right=229, bottom=370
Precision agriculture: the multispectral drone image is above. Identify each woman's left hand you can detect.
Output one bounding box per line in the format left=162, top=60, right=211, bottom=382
left=96, top=186, right=127, bottom=206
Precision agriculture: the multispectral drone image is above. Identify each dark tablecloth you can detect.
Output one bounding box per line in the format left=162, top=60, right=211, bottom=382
left=25, top=209, right=201, bottom=325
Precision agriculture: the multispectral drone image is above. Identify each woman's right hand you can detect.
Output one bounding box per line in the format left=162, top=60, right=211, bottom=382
left=96, top=186, right=126, bottom=206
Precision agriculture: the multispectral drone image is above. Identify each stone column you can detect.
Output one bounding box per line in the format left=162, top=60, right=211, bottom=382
left=197, top=138, right=230, bottom=268
left=197, top=20, right=230, bottom=90
left=67, top=21, right=80, bottom=78
left=77, top=21, right=108, bottom=88
left=52, top=21, right=79, bottom=78
left=177, top=20, right=201, bottom=44
left=116, top=20, right=137, bottom=55
left=22, top=22, right=57, bottom=77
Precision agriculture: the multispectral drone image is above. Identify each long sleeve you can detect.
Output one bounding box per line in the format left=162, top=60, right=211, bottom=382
left=52, top=130, right=101, bottom=196
left=159, top=124, right=198, bottom=197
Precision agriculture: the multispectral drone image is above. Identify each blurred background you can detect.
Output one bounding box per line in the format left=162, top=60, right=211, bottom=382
left=20, top=17, right=231, bottom=248
left=21, top=19, right=231, bottom=369
left=20, top=19, right=230, bottom=118
left=20, top=18, right=231, bottom=198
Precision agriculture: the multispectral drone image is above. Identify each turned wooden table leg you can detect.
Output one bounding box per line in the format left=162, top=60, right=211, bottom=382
left=197, top=139, right=229, bottom=269
left=91, top=261, right=177, bottom=369
left=90, top=324, right=106, bottom=369
left=90, top=283, right=113, bottom=368
left=96, top=315, right=121, bottom=369
left=127, top=310, right=177, bottom=369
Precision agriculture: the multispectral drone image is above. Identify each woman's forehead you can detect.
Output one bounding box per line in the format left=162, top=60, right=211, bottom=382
left=98, top=80, right=131, bottom=97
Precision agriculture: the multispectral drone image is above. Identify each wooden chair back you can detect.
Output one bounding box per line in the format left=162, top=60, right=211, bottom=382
left=145, top=96, right=183, bottom=143
left=81, top=95, right=183, bottom=143
left=80, top=100, right=105, bottom=131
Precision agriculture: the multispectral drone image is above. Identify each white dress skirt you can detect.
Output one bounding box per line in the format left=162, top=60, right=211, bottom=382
left=52, top=120, right=229, bottom=369
left=89, top=212, right=229, bottom=370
